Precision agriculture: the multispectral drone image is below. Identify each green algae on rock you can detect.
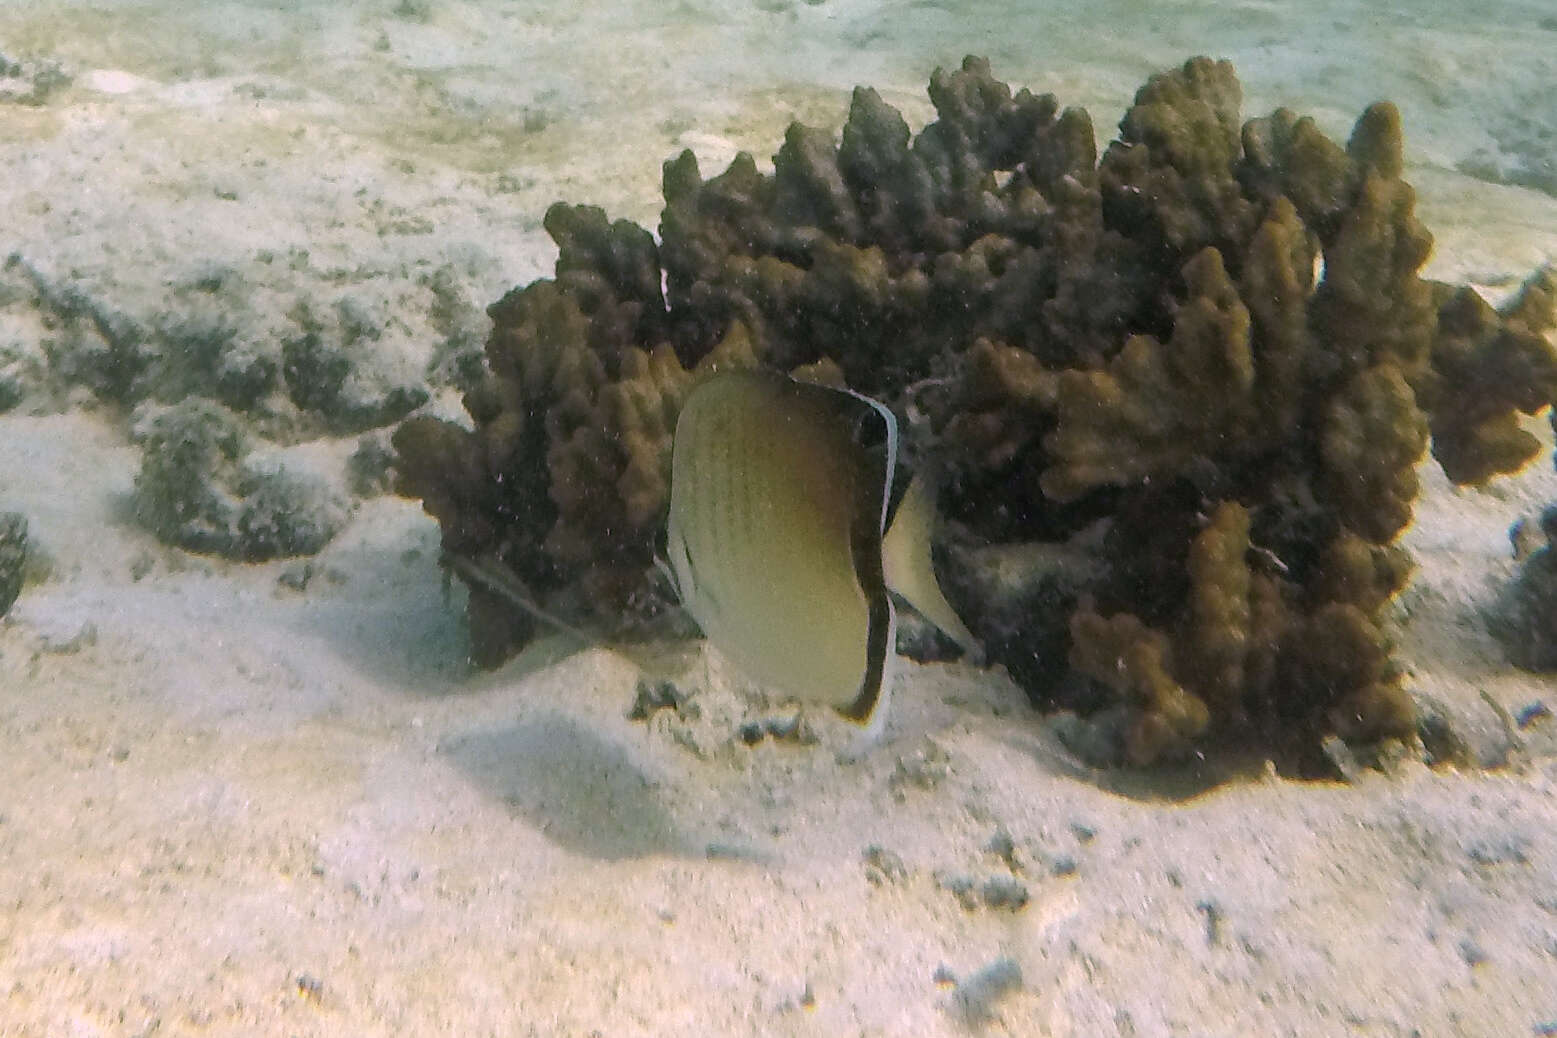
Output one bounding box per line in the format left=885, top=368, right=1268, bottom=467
left=394, top=56, right=1557, bottom=766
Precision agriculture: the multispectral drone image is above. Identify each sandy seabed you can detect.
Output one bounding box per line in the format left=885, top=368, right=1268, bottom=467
left=3, top=1, right=1557, bottom=1034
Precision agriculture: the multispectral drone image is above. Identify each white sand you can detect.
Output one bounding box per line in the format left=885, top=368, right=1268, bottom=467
left=2, top=1, right=1557, bottom=1034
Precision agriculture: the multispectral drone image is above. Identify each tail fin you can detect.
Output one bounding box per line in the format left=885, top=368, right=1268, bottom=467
left=881, top=472, right=984, bottom=665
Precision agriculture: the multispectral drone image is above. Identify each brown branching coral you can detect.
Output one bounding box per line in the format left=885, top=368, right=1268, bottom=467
left=1428, top=267, right=1557, bottom=485
left=393, top=207, right=696, bottom=662
left=1068, top=605, right=1211, bottom=766
left=1099, top=57, right=1258, bottom=262
left=1040, top=246, right=1254, bottom=503
left=393, top=55, right=1557, bottom=767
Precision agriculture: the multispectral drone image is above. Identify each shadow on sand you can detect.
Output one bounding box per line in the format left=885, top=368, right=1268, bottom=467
left=440, top=709, right=697, bottom=861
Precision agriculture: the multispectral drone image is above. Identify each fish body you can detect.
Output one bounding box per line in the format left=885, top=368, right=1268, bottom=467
left=665, top=369, right=977, bottom=737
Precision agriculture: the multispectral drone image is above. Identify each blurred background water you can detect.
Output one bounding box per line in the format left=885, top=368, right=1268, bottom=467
left=3, top=0, right=1555, bottom=268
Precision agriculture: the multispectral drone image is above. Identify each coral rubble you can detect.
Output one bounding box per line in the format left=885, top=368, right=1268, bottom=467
left=133, top=399, right=348, bottom=561
left=394, top=57, right=1557, bottom=764
left=0, top=511, right=27, bottom=616
left=1494, top=505, right=1557, bottom=672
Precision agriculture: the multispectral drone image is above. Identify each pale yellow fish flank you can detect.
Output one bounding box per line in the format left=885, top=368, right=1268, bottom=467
left=666, top=369, right=895, bottom=723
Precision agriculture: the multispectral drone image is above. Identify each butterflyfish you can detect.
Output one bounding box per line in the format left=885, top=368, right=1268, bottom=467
left=664, top=368, right=980, bottom=743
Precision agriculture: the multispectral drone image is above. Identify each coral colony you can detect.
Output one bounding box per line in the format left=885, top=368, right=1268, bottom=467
left=395, top=58, right=1557, bottom=766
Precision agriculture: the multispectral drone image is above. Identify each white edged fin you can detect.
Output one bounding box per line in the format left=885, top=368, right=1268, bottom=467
left=881, top=472, right=984, bottom=664
left=835, top=384, right=898, bottom=535
left=836, top=604, right=898, bottom=761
